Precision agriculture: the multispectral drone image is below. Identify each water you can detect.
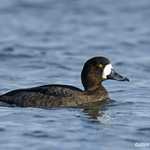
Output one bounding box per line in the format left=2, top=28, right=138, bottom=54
left=0, top=0, right=150, bottom=149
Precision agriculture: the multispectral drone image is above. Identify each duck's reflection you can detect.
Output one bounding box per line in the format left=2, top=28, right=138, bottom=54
left=81, top=100, right=109, bottom=119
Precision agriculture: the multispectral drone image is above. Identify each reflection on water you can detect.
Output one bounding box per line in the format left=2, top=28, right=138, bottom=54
left=81, top=100, right=109, bottom=119
left=0, top=0, right=150, bottom=150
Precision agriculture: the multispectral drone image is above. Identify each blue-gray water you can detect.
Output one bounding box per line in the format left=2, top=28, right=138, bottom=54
left=0, top=0, right=150, bottom=149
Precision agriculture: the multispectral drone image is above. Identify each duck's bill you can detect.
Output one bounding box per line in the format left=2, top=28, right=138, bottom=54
left=107, top=69, right=129, bottom=81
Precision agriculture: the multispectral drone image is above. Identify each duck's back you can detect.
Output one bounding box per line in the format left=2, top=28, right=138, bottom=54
left=0, top=85, right=83, bottom=107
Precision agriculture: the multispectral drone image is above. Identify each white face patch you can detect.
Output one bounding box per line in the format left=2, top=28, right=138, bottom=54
left=102, top=64, right=113, bottom=79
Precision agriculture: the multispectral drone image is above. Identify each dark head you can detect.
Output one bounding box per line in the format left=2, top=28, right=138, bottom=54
left=81, top=56, right=129, bottom=90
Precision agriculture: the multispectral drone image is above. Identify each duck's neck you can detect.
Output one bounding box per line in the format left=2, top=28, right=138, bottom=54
left=83, top=81, right=106, bottom=92
left=83, top=80, right=109, bottom=100
left=81, top=73, right=103, bottom=91
left=83, top=80, right=101, bottom=91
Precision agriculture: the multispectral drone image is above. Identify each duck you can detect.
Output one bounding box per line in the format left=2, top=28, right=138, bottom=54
left=0, top=56, right=129, bottom=108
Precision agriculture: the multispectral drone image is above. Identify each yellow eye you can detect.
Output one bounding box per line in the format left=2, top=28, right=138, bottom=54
left=99, top=64, right=103, bottom=68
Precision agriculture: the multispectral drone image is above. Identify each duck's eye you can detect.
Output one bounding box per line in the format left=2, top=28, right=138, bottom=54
left=99, top=64, right=103, bottom=68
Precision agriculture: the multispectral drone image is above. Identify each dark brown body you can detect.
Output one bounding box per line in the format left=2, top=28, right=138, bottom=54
left=0, top=84, right=108, bottom=108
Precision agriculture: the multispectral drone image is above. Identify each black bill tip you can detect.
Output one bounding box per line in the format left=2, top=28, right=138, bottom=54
left=121, top=77, right=130, bottom=82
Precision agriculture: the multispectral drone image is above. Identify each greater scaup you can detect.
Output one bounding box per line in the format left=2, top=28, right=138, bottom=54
left=0, top=56, right=129, bottom=107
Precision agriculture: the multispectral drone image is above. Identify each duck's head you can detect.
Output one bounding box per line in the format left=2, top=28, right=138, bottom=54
left=81, top=56, right=129, bottom=90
